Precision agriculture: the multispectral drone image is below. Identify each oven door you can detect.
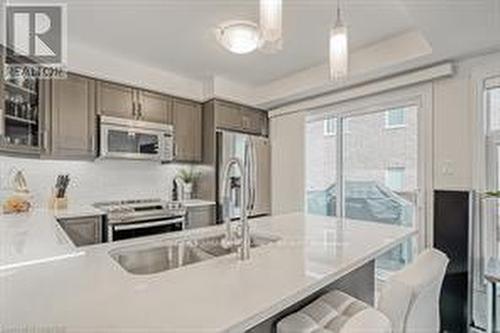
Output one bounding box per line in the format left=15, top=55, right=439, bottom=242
left=108, top=217, right=185, bottom=242
left=100, top=122, right=165, bottom=161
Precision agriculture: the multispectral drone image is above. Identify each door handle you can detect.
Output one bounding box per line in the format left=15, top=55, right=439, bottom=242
left=43, top=130, right=49, bottom=151
left=113, top=218, right=184, bottom=231
left=252, top=140, right=257, bottom=211
left=248, top=141, right=254, bottom=211
left=91, top=134, right=96, bottom=153
left=247, top=140, right=254, bottom=211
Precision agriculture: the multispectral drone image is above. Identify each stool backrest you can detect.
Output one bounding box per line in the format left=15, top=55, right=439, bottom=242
left=377, top=248, right=449, bottom=333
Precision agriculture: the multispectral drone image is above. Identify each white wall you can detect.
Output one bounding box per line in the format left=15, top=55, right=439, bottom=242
left=433, top=51, right=500, bottom=191
left=270, top=111, right=305, bottom=215
left=0, top=156, right=207, bottom=208
left=432, top=69, right=473, bottom=190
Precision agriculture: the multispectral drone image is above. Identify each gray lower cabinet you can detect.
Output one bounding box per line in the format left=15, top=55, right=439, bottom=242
left=57, top=215, right=103, bottom=247
left=173, top=98, right=202, bottom=162
left=47, top=73, right=96, bottom=159
left=185, top=205, right=216, bottom=229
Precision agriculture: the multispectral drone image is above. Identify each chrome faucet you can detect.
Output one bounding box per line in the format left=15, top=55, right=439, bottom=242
left=220, top=157, right=251, bottom=261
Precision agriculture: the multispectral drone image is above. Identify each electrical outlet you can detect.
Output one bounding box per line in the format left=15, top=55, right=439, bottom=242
left=442, top=160, right=455, bottom=176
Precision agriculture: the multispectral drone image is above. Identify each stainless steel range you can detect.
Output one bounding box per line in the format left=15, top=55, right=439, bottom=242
left=93, top=199, right=186, bottom=242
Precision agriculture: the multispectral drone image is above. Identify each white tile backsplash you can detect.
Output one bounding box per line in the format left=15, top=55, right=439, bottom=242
left=0, top=156, right=205, bottom=207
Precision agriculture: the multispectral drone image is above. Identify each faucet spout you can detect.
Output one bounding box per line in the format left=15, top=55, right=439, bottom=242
left=220, top=157, right=250, bottom=261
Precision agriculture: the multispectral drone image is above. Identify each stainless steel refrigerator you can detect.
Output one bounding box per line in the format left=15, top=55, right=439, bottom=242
left=216, top=130, right=271, bottom=222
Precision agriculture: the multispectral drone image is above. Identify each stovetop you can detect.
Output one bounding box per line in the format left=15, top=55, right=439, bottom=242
left=93, top=198, right=186, bottom=224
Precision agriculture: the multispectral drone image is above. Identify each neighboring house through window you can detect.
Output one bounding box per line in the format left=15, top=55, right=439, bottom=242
left=385, top=167, right=405, bottom=191
left=385, top=108, right=407, bottom=128
left=323, top=117, right=349, bottom=136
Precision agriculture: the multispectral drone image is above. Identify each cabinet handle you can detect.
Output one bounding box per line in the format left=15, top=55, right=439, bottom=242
left=242, top=116, right=250, bottom=130
left=43, top=130, right=48, bottom=151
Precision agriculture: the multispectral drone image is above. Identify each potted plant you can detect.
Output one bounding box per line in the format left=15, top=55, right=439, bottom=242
left=484, top=191, right=500, bottom=198
left=177, top=168, right=201, bottom=200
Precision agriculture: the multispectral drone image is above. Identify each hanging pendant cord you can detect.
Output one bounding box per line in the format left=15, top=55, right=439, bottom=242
left=336, top=0, right=343, bottom=27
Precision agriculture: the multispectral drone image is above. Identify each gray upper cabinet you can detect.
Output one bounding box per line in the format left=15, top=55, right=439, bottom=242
left=172, top=98, right=202, bottom=162
left=138, top=90, right=172, bottom=124
left=213, top=99, right=268, bottom=136
left=48, top=73, right=96, bottom=159
left=97, top=81, right=173, bottom=124
left=241, top=108, right=267, bottom=135
left=96, top=81, right=136, bottom=119
left=214, top=100, right=243, bottom=132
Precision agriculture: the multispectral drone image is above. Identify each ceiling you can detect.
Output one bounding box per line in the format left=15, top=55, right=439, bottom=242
left=11, top=0, right=415, bottom=84
left=6, top=0, right=500, bottom=87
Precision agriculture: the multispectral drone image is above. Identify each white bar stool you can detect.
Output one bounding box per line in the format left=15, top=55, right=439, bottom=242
left=277, top=290, right=391, bottom=333
left=277, top=248, right=449, bottom=333
left=377, top=249, right=449, bottom=333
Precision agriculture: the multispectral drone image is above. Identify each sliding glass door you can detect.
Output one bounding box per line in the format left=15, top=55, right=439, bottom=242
left=306, top=103, right=420, bottom=271
left=306, top=117, right=337, bottom=216
left=472, top=77, right=500, bottom=330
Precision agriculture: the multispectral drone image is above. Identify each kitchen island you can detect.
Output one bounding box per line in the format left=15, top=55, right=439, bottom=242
left=0, top=212, right=415, bottom=332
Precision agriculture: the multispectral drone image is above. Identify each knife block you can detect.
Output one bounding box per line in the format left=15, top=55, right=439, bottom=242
left=49, top=196, right=68, bottom=210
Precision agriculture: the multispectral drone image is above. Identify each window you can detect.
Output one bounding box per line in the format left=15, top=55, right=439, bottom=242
left=323, top=117, right=350, bottom=136
left=324, top=118, right=336, bottom=136
left=385, top=108, right=407, bottom=128
left=485, top=83, right=500, bottom=259
left=306, top=103, right=419, bottom=273
left=385, top=167, right=405, bottom=191
left=488, top=86, right=500, bottom=132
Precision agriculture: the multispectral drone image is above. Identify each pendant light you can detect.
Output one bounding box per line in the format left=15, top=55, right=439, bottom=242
left=330, top=0, right=348, bottom=80
left=260, top=0, right=283, bottom=52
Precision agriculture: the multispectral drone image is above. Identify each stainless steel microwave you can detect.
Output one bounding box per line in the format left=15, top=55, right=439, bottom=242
left=99, top=116, right=174, bottom=162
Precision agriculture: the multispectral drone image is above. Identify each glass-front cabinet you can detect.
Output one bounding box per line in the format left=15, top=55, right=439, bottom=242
left=0, top=54, right=43, bottom=154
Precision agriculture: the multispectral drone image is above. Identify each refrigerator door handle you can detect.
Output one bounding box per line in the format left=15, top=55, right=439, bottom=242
left=244, top=138, right=253, bottom=212
left=247, top=138, right=254, bottom=212
left=479, top=196, right=486, bottom=284
left=251, top=139, right=258, bottom=211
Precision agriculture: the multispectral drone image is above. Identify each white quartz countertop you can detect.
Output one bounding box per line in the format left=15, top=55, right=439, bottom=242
left=0, top=213, right=416, bottom=332
left=0, top=206, right=104, bottom=269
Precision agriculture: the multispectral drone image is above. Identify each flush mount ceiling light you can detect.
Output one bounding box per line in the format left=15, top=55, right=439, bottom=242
left=260, top=0, right=283, bottom=52
left=330, top=0, right=349, bottom=80
left=216, top=21, right=261, bottom=55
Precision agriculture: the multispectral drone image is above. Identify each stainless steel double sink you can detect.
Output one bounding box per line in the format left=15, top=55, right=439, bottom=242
left=110, top=233, right=280, bottom=275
